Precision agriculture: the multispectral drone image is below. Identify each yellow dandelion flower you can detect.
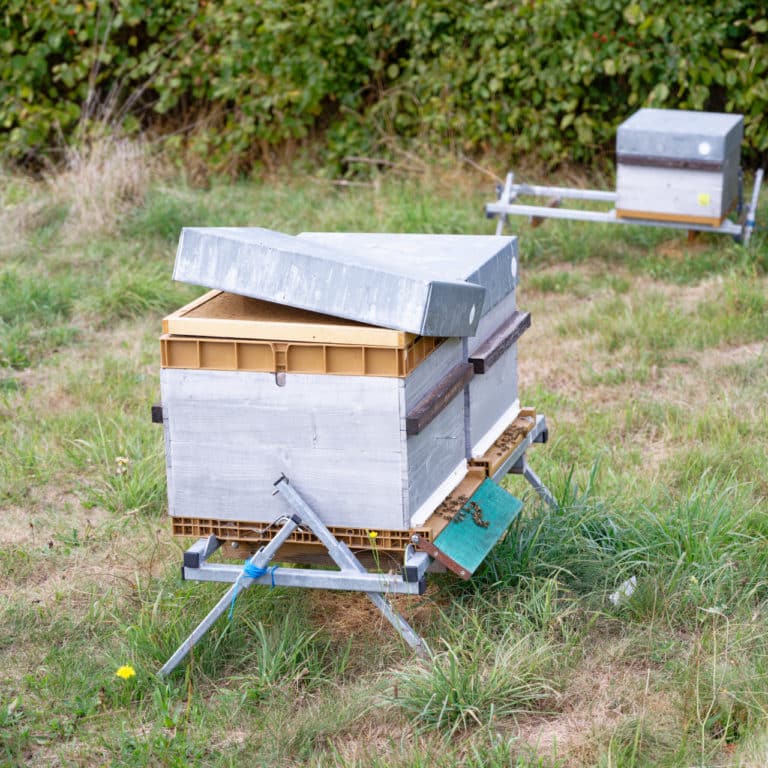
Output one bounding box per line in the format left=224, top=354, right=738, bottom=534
left=368, top=531, right=378, bottom=540
left=115, top=665, right=136, bottom=680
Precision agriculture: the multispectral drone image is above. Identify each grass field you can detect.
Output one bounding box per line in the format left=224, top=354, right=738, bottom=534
left=1, top=154, right=768, bottom=767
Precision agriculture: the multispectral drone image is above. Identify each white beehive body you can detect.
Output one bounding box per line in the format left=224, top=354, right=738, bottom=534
left=161, top=230, right=526, bottom=533
left=161, top=340, right=466, bottom=530
left=616, top=109, right=743, bottom=225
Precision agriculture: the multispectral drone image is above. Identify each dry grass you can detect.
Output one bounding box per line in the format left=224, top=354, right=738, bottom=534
left=515, top=638, right=682, bottom=766
left=1, top=132, right=159, bottom=255
left=736, top=731, right=768, bottom=767
left=0, top=171, right=51, bottom=257
left=48, top=136, right=158, bottom=240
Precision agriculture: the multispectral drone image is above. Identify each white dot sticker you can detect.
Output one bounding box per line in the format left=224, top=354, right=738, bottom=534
left=468, top=305, right=476, bottom=324
left=698, top=141, right=711, bottom=156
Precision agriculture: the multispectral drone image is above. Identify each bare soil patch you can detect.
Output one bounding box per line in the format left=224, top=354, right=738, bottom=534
left=514, top=639, right=682, bottom=765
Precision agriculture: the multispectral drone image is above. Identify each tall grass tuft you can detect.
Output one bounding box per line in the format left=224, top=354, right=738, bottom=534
left=68, top=416, right=166, bottom=516
left=392, top=626, right=558, bottom=735
left=49, top=136, right=156, bottom=239
left=231, top=612, right=348, bottom=703
left=84, top=263, right=189, bottom=326
left=469, top=461, right=624, bottom=595
left=0, top=267, right=78, bottom=370
left=613, top=475, right=768, bottom=622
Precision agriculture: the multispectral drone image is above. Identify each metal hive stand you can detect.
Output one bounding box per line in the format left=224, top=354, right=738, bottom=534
left=159, top=417, right=554, bottom=676
left=486, top=169, right=764, bottom=245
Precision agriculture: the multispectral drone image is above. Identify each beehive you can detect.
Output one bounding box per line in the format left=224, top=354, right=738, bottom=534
left=616, top=108, right=743, bottom=226
left=161, top=229, right=527, bottom=539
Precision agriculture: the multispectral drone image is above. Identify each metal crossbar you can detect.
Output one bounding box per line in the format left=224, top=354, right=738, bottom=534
left=160, top=444, right=557, bottom=675
left=487, top=170, right=764, bottom=243
left=159, top=511, right=301, bottom=676
left=159, top=477, right=431, bottom=676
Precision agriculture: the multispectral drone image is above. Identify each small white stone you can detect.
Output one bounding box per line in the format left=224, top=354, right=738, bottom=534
left=609, top=575, right=637, bottom=606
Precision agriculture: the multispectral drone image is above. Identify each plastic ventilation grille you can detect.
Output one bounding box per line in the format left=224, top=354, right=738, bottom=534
left=171, top=517, right=430, bottom=553
left=160, top=334, right=443, bottom=379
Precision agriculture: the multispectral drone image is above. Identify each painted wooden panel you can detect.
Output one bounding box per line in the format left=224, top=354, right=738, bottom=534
left=162, top=368, right=409, bottom=528
left=468, top=343, right=519, bottom=457
left=167, top=440, right=406, bottom=529
left=162, top=367, right=473, bottom=530
left=616, top=165, right=736, bottom=223
left=162, top=369, right=402, bottom=452
left=403, top=337, right=464, bottom=411
left=432, top=479, right=524, bottom=575
left=405, top=394, right=467, bottom=524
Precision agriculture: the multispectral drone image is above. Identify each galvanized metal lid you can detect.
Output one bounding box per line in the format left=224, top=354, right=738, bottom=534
left=298, top=232, right=517, bottom=317
left=174, top=228, right=517, bottom=337
left=617, top=109, right=743, bottom=167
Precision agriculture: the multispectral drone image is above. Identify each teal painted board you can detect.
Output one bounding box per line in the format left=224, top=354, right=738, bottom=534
left=433, top=479, right=523, bottom=576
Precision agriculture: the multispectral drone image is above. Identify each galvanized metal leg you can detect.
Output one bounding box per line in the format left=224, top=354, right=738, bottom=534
left=274, top=476, right=430, bottom=658
left=159, top=514, right=301, bottom=677
left=522, top=461, right=557, bottom=510
left=743, top=168, right=764, bottom=246
left=484, top=171, right=749, bottom=238
left=494, top=172, right=514, bottom=235
left=509, top=454, right=557, bottom=511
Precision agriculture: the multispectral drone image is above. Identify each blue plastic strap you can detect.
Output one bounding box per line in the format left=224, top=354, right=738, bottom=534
left=227, top=561, right=282, bottom=621
left=228, top=559, right=269, bottom=621
left=243, top=561, right=268, bottom=580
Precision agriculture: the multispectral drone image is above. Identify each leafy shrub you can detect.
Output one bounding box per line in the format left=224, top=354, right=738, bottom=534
left=1, top=1, right=766, bottom=171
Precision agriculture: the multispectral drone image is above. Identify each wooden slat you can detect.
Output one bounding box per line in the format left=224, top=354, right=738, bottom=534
left=414, top=537, right=472, bottom=580
left=616, top=208, right=724, bottom=227
left=617, top=154, right=724, bottom=172
left=468, top=311, right=530, bottom=374
left=162, top=290, right=220, bottom=335
left=420, top=465, right=487, bottom=540
left=469, top=410, right=536, bottom=477
left=405, top=362, right=474, bottom=436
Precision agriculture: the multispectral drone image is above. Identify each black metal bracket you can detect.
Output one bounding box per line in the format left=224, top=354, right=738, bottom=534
left=183, top=536, right=222, bottom=569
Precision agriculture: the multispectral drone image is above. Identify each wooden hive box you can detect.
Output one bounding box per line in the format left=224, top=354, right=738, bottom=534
left=297, top=234, right=528, bottom=460
left=161, top=229, right=527, bottom=540
left=616, top=109, right=743, bottom=226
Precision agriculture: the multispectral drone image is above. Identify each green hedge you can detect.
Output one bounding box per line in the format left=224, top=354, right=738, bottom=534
left=1, top=1, right=766, bottom=171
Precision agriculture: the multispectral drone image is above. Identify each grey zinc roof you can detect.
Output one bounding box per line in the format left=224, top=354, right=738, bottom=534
left=617, top=109, right=743, bottom=164
left=173, top=228, right=517, bottom=337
